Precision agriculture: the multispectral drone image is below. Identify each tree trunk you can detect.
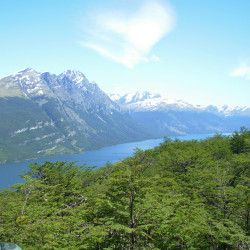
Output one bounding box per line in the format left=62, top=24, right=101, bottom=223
left=130, top=195, right=136, bottom=249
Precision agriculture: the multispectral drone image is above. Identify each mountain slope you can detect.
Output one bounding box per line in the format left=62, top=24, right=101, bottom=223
left=0, top=69, right=152, bottom=162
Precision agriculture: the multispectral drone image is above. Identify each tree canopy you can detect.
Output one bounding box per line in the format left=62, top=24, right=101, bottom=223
left=0, top=129, right=249, bottom=249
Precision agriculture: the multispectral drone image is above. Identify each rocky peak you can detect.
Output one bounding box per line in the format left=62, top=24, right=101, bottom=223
left=18, top=68, right=36, bottom=74
left=8, top=68, right=42, bottom=91
left=9, top=68, right=39, bottom=79
left=58, top=70, right=88, bottom=85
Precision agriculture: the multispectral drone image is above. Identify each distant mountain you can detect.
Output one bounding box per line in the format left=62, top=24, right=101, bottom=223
left=197, top=104, right=250, bottom=117
left=110, top=91, right=250, bottom=116
left=110, top=91, right=250, bottom=136
left=0, top=69, right=152, bottom=162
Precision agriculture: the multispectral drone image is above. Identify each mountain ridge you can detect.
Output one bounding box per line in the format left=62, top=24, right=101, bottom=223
left=109, top=91, right=250, bottom=116
left=110, top=91, right=250, bottom=136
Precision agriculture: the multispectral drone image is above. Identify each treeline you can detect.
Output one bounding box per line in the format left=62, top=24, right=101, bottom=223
left=0, top=128, right=249, bottom=249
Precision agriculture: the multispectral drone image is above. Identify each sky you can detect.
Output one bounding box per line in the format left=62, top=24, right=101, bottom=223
left=1, top=0, right=250, bottom=106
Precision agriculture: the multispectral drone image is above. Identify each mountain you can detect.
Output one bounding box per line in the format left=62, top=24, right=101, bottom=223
left=0, top=69, right=152, bottom=162
left=110, top=91, right=250, bottom=136
left=109, top=91, right=194, bottom=111
left=110, top=91, right=250, bottom=116
left=197, top=104, right=250, bottom=117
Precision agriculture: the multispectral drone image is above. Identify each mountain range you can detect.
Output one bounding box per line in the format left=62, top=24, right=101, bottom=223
left=0, top=69, right=249, bottom=162
left=109, top=91, right=250, bottom=136
left=109, top=91, right=250, bottom=116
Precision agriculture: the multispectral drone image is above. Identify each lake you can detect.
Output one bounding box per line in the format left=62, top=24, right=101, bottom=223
left=0, top=133, right=215, bottom=189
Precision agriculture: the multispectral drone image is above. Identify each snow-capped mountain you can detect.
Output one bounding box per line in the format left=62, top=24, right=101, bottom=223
left=109, top=91, right=196, bottom=112
left=110, top=91, right=250, bottom=116
left=0, top=69, right=151, bottom=162
left=1, top=68, right=119, bottom=112
left=197, top=104, right=250, bottom=117
left=111, top=91, right=161, bottom=105
left=110, top=91, right=250, bottom=136
left=0, top=68, right=50, bottom=98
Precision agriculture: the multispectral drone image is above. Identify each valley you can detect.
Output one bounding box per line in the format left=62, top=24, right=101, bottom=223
left=1, top=69, right=250, bottom=163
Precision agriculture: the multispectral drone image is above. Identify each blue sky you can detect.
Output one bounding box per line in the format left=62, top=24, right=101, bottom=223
left=1, top=0, right=250, bottom=106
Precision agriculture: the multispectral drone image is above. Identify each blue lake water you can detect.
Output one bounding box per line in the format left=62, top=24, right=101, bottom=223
left=0, top=134, right=215, bottom=189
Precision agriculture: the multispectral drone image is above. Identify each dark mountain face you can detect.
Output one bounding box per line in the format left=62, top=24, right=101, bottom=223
left=0, top=69, right=152, bottom=163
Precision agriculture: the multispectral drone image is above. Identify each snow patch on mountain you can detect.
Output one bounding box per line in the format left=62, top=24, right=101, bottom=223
left=197, top=104, right=250, bottom=116
left=110, top=91, right=196, bottom=112
left=108, top=94, right=122, bottom=102
left=59, top=70, right=87, bottom=85
left=1, top=68, right=52, bottom=98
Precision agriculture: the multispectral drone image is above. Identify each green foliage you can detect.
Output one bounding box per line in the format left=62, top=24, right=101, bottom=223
left=230, top=126, right=250, bottom=154
left=0, top=128, right=249, bottom=249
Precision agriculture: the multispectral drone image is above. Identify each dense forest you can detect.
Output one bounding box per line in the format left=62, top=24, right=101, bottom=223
left=0, top=128, right=249, bottom=249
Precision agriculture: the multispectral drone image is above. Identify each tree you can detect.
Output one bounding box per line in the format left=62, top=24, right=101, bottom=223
left=230, top=127, right=249, bottom=154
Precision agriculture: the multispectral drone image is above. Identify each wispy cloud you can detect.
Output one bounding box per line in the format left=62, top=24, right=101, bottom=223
left=79, top=0, right=175, bottom=68
left=151, top=55, right=162, bottom=62
left=230, top=63, right=250, bottom=80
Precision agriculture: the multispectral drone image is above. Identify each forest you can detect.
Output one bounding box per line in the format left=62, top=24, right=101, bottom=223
left=0, top=128, right=249, bottom=249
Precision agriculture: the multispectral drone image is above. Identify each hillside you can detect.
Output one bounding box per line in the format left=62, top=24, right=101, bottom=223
left=0, top=128, right=249, bottom=249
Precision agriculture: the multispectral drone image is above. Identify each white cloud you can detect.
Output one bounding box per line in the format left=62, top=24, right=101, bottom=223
left=80, top=0, right=175, bottom=68
left=230, top=64, right=250, bottom=80
left=151, top=55, right=161, bottom=62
